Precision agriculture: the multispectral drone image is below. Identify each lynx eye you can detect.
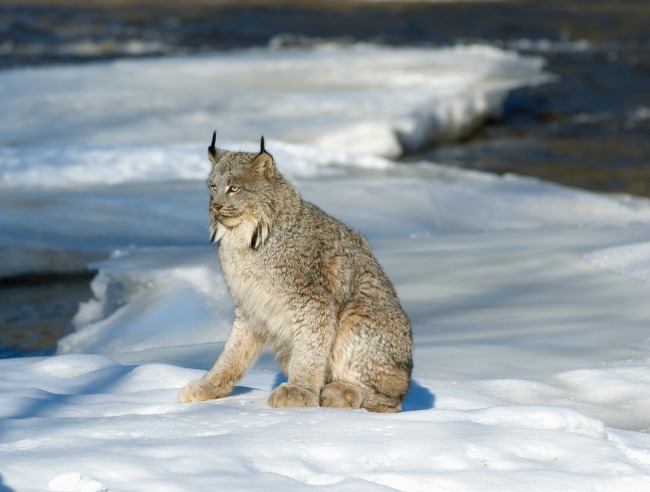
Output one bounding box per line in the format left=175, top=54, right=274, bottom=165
left=227, top=185, right=241, bottom=194
left=209, top=184, right=218, bottom=193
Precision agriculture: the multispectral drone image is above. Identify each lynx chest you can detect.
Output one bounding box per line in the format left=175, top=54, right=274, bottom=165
left=218, top=243, right=292, bottom=338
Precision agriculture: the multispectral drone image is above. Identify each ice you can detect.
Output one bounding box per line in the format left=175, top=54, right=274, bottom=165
left=2, top=45, right=650, bottom=490
left=0, top=44, right=549, bottom=157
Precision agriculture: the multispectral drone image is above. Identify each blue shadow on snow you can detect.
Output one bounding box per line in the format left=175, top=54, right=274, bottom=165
left=0, top=473, right=17, bottom=491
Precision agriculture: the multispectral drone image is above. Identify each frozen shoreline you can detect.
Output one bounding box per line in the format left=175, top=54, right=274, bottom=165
left=0, top=44, right=549, bottom=157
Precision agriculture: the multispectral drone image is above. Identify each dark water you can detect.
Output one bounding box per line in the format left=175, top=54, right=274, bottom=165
left=0, top=273, right=93, bottom=358
left=1, top=0, right=649, bottom=357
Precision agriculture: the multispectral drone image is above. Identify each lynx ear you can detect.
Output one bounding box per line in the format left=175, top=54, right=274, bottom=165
left=207, top=130, right=226, bottom=166
left=250, top=135, right=274, bottom=179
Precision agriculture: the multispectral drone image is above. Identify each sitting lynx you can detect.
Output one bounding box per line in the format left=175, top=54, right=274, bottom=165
left=178, top=132, right=413, bottom=412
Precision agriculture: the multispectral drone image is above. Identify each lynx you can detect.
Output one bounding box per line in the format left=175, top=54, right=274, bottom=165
left=178, top=132, right=413, bottom=412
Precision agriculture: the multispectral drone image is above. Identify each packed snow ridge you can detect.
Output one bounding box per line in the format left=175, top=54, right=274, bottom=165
left=0, top=43, right=550, bottom=158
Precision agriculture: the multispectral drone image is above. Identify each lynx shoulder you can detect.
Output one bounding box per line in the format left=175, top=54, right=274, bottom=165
left=178, top=132, right=413, bottom=412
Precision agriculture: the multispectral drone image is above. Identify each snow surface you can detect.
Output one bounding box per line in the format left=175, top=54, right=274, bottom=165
left=2, top=44, right=650, bottom=490
left=0, top=43, right=549, bottom=158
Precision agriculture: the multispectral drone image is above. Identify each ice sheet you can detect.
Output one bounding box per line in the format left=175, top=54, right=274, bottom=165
left=0, top=44, right=549, bottom=157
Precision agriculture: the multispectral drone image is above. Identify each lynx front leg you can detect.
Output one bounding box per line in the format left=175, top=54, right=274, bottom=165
left=178, top=312, right=263, bottom=403
left=268, top=307, right=336, bottom=409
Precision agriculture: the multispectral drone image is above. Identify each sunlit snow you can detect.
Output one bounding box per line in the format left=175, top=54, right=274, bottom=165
left=1, top=44, right=650, bottom=491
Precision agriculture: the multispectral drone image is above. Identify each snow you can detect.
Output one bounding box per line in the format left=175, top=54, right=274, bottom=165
left=2, top=44, right=650, bottom=490
left=587, top=241, right=650, bottom=285
left=0, top=43, right=549, bottom=158
left=2, top=353, right=650, bottom=491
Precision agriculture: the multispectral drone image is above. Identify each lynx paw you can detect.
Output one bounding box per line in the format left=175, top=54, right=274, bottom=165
left=320, top=381, right=363, bottom=409
left=178, top=379, right=231, bottom=403
left=268, top=383, right=319, bottom=408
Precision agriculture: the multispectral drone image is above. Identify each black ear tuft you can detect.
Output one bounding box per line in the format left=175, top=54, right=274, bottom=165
left=260, top=135, right=265, bottom=154
left=208, top=130, right=217, bottom=158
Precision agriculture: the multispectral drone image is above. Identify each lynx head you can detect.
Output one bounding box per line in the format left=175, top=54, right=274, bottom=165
left=207, top=131, right=277, bottom=249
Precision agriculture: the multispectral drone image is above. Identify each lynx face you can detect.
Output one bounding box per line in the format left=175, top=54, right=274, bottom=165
left=207, top=155, right=254, bottom=227
left=207, top=135, right=275, bottom=248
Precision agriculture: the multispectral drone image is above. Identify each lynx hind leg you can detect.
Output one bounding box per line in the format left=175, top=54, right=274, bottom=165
left=320, top=381, right=403, bottom=413
left=320, top=381, right=364, bottom=409
left=327, top=303, right=412, bottom=413
left=361, top=386, right=404, bottom=413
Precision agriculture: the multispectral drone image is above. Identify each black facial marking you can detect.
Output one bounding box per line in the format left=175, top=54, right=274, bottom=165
left=250, top=226, right=259, bottom=249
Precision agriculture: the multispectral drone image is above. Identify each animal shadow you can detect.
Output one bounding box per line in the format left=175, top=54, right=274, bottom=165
left=401, top=380, right=435, bottom=411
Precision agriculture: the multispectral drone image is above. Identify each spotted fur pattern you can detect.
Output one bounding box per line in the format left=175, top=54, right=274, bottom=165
left=178, top=134, right=413, bottom=412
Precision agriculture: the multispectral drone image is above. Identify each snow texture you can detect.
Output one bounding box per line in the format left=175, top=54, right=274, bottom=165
left=0, top=44, right=549, bottom=158
left=1, top=44, right=650, bottom=491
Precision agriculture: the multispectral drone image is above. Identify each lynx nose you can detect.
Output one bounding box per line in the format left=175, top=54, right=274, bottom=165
left=212, top=202, right=223, bottom=212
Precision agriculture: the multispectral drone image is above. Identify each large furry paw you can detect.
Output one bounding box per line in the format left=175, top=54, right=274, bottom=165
left=178, top=379, right=231, bottom=403
left=320, top=381, right=363, bottom=409
left=268, top=383, right=319, bottom=408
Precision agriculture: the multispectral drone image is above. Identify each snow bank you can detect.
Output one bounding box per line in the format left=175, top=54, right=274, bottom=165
left=61, top=247, right=233, bottom=355
left=2, top=353, right=650, bottom=492
left=0, top=44, right=549, bottom=157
